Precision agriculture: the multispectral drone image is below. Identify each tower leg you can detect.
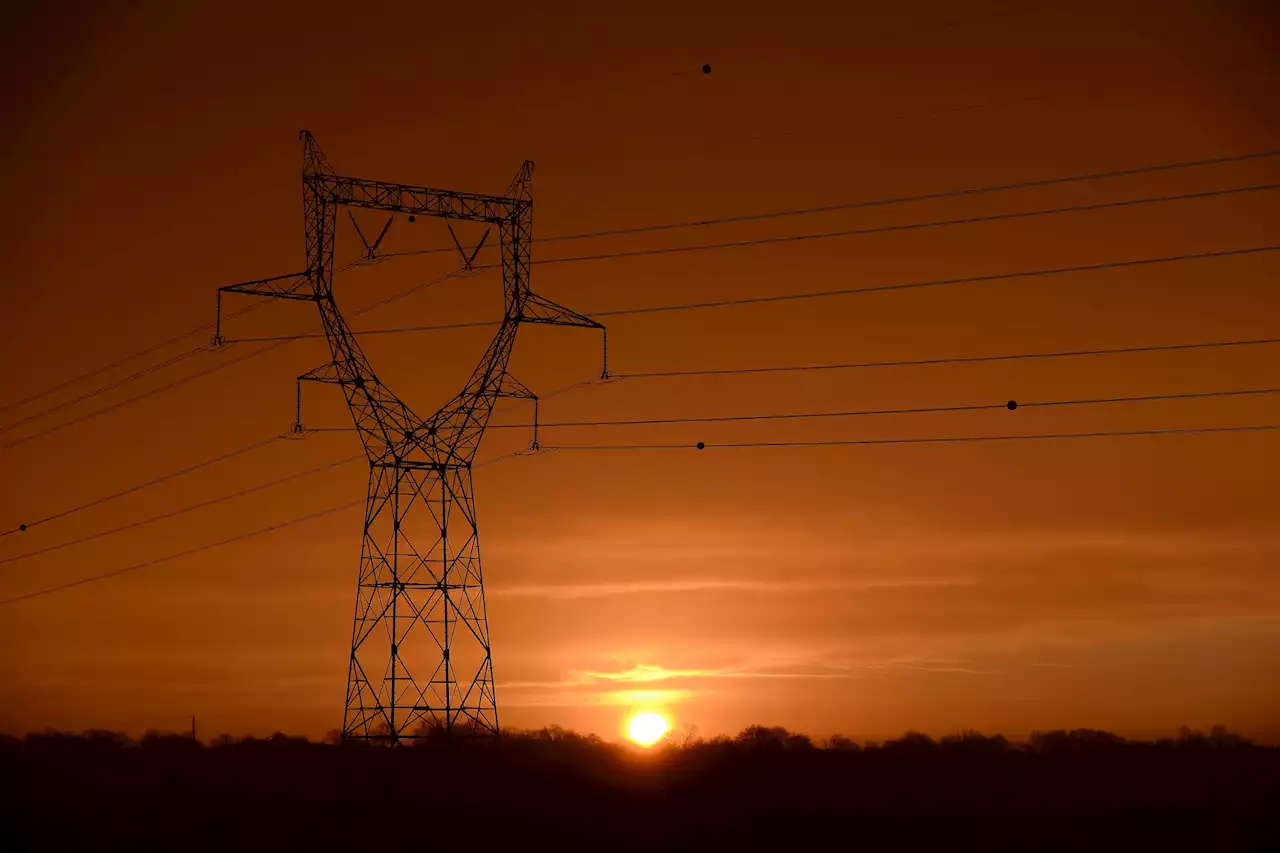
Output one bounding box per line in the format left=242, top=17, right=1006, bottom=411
left=343, top=463, right=496, bottom=742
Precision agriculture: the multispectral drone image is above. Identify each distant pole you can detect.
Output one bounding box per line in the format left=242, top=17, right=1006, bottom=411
left=191, top=715, right=197, bottom=743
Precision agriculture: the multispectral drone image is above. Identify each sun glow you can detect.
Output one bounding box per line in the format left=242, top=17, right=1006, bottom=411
left=626, top=711, right=670, bottom=747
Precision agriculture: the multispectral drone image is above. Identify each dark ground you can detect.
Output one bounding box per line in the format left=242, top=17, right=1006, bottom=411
left=1, top=725, right=1277, bottom=852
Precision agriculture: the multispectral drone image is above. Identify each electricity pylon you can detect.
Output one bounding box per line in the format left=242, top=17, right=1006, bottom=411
left=213, top=132, right=603, bottom=742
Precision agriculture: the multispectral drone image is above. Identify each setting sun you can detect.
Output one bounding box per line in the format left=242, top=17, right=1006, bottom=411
left=626, top=712, right=670, bottom=747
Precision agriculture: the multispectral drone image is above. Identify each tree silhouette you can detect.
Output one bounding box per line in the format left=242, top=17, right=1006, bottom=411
left=884, top=730, right=937, bottom=751
left=826, top=734, right=860, bottom=751
left=941, top=730, right=1009, bottom=752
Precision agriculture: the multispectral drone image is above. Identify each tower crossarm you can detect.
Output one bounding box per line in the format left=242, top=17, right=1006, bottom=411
left=290, top=362, right=346, bottom=433
left=311, top=174, right=525, bottom=224
left=494, top=373, right=536, bottom=401
left=219, top=271, right=314, bottom=301
left=493, top=373, right=540, bottom=450
left=518, top=292, right=603, bottom=329
left=299, top=362, right=344, bottom=384
left=212, top=271, right=313, bottom=346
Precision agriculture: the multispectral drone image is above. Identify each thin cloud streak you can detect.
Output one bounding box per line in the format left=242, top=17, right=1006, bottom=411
left=498, top=661, right=876, bottom=693
left=500, top=688, right=697, bottom=708
left=490, top=576, right=975, bottom=600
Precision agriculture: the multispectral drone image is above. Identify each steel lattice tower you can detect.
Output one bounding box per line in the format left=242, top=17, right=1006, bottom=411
left=213, top=132, right=602, bottom=742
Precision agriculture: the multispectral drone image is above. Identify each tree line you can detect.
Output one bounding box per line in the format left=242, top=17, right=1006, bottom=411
left=1, top=723, right=1275, bottom=852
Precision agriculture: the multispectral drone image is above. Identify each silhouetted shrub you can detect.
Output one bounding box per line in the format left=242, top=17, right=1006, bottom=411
left=1030, top=728, right=1127, bottom=754
left=941, top=730, right=1008, bottom=752
left=826, top=734, right=860, bottom=751
left=883, top=730, right=937, bottom=751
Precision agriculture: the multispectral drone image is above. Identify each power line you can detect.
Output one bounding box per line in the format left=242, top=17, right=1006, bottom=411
left=304, top=386, right=1280, bottom=435
left=0, top=268, right=471, bottom=452
left=12, top=194, right=1263, bottom=442
left=303, top=375, right=605, bottom=433
left=0, top=346, right=208, bottom=436
left=7, top=378, right=1264, bottom=558
left=0, top=501, right=364, bottom=607
left=544, top=423, right=1280, bottom=451
left=582, top=244, right=1280, bottom=318
left=378, top=148, right=1280, bottom=260
left=8, top=149, right=1276, bottom=422
left=1013, top=388, right=1280, bottom=410
left=7, top=420, right=1273, bottom=605
left=530, top=377, right=604, bottom=405
left=543, top=160, right=1280, bottom=245
left=483, top=387, right=1280, bottom=430
left=4, top=379, right=605, bottom=562
left=0, top=341, right=289, bottom=452
left=614, top=336, right=1280, bottom=379
left=0, top=433, right=287, bottom=538
left=230, top=319, right=491, bottom=343
left=0, top=375, right=599, bottom=541
left=346, top=266, right=475, bottom=316
left=529, top=184, right=1280, bottom=268
left=225, top=244, right=1280, bottom=344
left=0, top=448, right=530, bottom=607
left=0, top=259, right=395, bottom=434
left=12, top=165, right=1271, bottom=422
left=0, top=454, right=363, bottom=567
left=19, top=241, right=1267, bottom=439
left=0, top=300, right=269, bottom=417
left=4, top=160, right=1273, bottom=585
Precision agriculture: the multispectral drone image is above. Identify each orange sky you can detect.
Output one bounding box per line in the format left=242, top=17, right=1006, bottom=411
left=1, top=0, right=1277, bottom=744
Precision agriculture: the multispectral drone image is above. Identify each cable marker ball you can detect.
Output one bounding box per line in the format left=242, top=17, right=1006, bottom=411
left=696, top=441, right=705, bottom=450
left=702, top=64, right=711, bottom=75
left=1007, top=400, right=1018, bottom=410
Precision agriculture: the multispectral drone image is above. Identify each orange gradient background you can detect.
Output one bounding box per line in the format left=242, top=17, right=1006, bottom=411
left=1, top=0, right=1277, bottom=743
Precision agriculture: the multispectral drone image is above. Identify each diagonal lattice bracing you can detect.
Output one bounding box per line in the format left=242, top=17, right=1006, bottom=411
left=212, top=131, right=605, bottom=743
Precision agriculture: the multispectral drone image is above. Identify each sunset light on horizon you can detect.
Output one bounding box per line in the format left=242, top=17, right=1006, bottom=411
left=626, top=711, right=671, bottom=747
